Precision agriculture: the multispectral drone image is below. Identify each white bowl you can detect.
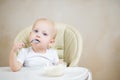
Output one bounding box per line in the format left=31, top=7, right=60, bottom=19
left=43, top=64, right=66, bottom=77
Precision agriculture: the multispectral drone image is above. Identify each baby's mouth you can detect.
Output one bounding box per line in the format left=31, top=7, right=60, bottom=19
left=31, top=39, right=40, bottom=44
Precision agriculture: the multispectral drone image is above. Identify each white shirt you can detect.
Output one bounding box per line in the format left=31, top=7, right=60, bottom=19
left=17, top=47, right=59, bottom=67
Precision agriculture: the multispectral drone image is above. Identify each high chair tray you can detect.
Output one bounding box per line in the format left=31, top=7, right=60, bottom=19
left=0, top=67, right=91, bottom=80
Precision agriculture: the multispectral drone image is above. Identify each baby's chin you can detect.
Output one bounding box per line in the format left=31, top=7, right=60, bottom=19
left=31, top=44, right=47, bottom=49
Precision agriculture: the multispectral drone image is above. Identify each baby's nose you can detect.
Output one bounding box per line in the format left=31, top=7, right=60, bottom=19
left=36, top=34, right=40, bottom=38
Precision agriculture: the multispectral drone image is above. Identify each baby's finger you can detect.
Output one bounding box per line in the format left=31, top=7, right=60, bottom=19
left=18, top=42, right=25, bottom=49
left=19, top=42, right=25, bottom=47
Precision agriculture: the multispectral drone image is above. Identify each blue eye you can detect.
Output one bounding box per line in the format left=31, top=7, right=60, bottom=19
left=43, top=33, right=48, bottom=36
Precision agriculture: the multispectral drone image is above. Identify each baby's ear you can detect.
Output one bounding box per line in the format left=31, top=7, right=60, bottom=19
left=49, top=39, right=55, bottom=48
left=50, top=39, right=55, bottom=43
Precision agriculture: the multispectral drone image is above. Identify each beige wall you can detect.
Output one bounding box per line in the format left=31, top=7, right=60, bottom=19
left=0, top=0, right=120, bottom=80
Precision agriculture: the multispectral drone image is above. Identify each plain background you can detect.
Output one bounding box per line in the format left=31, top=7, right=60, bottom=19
left=0, top=0, right=120, bottom=80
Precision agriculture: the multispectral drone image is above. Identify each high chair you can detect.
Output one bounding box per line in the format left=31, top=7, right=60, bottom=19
left=14, top=23, right=92, bottom=80
left=14, top=22, right=83, bottom=67
left=14, top=22, right=92, bottom=80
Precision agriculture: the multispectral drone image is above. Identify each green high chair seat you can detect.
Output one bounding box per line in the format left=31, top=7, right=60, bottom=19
left=14, top=22, right=83, bottom=67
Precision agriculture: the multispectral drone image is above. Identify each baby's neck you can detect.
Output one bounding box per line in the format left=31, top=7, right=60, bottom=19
left=32, top=47, right=47, bottom=53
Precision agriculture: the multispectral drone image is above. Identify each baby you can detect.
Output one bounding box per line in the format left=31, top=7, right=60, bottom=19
left=9, top=18, right=59, bottom=72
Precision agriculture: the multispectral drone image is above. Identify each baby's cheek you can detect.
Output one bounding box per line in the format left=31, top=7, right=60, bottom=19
left=29, top=34, right=34, bottom=40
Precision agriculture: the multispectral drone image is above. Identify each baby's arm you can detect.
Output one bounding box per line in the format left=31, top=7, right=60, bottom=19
left=9, top=42, right=25, bottom=72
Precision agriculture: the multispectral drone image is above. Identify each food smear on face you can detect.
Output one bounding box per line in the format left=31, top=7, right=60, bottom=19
left=31, top=39, right=40, bottom=44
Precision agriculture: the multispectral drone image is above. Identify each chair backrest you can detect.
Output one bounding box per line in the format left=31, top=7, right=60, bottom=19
left=14, top=22, right=83, bottom=67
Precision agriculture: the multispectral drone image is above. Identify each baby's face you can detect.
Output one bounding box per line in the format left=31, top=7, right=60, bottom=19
left=29, top=20, right=55, bottom=49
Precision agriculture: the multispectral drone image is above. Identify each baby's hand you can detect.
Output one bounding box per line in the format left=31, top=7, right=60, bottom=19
left=12, top=42, right=25, bottom=53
